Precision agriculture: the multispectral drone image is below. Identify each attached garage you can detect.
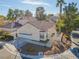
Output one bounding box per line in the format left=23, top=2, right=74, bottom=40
left=18, top=33, right=32, bottom=40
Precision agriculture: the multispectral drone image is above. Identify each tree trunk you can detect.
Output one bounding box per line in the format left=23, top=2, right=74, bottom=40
left=58, top=4, right=63, bottom=34
left=60, top=4, right=62, bottom=20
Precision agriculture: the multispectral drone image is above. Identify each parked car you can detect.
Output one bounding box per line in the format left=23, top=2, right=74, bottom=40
left=71, top=31, right=79, bottom=44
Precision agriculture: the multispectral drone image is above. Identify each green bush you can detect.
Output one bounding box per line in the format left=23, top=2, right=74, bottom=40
left=26, top=46, right=35, bottom=52
left=4, top=35, right=14, bottom=41
left=0, top=30, right=14, bottom=41
left=0, top=35, right=14, bottom=41
left=0, top=36, right=5, bottom=41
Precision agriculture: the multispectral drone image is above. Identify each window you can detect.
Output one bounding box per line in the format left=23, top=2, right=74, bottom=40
left=40, top=33, right=44, bottom=39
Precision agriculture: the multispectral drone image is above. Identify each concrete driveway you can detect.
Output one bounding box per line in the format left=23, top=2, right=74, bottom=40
left=0, top=43, right=22, bottom=59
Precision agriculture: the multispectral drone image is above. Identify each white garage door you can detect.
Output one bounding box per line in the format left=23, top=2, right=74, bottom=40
left=19, top=33, right=32, bottom=39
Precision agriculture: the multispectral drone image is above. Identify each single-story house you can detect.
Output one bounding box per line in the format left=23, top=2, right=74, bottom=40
left=17, top=18, right=56, bottom=44
left=0, top=22, right=22, bottom=39
left=0, top=22, right=22, bottom=32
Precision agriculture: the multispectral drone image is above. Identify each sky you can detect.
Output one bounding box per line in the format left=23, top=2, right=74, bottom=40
left=0, top=0, right=79, bottom=16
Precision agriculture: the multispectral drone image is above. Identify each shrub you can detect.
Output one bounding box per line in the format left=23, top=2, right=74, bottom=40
left=0, top=35, right=14, bottom=41
left=26, top=46, right=35, bottom=52
left=4, top=35, right=14, bottom=41
left=0, top=36, right=5, bottom=41
left=0, top=30, right=13, bottom=41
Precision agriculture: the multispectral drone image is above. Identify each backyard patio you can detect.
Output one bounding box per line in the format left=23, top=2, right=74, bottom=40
left=20, top=43, right=50, bottom=55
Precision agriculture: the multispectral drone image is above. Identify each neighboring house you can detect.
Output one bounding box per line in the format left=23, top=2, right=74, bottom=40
left=0, top=22, right=22, bottom=39
left=50, top=16, right=58, bottom=22
left=47, top=15, right=58, bottom=23
left=16, top=16, right=36, bottom=25
left=0, top=22, right=22, bottom=32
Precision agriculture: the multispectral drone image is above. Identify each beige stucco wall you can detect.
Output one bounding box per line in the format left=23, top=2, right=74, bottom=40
left=47, top=25, right=57, bottom=47
left=48, top=25, right=56, bottom=40
left=17, top=23, right=40, bottom=41
left=16, top=22, right=56, bottom=46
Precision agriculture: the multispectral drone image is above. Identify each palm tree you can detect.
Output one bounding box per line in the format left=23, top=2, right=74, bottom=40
left=56, top=0, right=66, bottom=34
left=56, top=0, right=66, bottom=19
